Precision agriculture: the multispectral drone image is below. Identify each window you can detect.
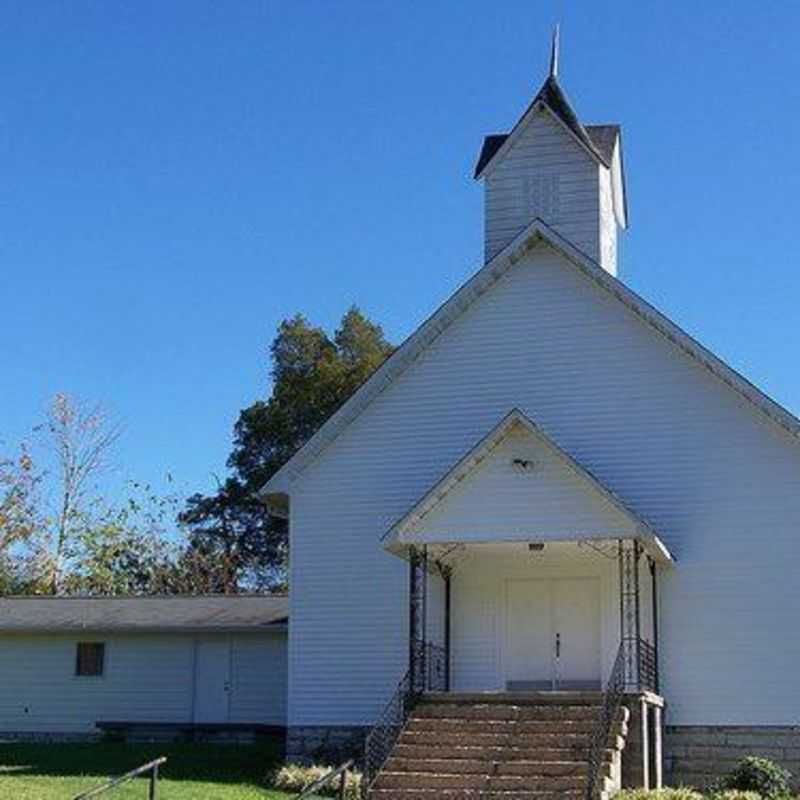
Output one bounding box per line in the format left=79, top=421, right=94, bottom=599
left=525, top=174, right=561, bottom=221
left=75, top=642, right=105, bottom=677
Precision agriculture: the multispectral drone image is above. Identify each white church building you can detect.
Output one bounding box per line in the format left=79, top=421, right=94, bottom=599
left=262, top=39, right=800, bottom=796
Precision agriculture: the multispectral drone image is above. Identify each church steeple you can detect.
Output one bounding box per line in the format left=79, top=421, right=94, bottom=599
left=474, top=32, right=627, bottom=275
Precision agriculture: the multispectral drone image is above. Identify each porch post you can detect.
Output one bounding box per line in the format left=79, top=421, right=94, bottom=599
left=618, top=539, right=642, bottom=691
left=444, top=570, right=452, bottom=692
left=640, top=697, right=650, bottom=790
left=653, top=704, right=664, bottom=789
left=408, top=546, right=428, bottom=693
left=649, top=557, right=660, bottom=694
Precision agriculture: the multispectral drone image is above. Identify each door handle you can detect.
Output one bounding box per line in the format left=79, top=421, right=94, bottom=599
left=555, top=632, right=561, bottom=659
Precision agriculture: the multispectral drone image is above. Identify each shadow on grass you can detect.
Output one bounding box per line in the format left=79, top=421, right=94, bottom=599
left=0, top=736, right=284, bottom=787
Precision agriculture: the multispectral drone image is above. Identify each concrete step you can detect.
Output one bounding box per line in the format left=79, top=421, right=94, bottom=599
left=412, top=703, right=600, bottom=722
left=370, top=790, right=585, bottom=800
left=373, top=771, right=588, bottom=792
left=384, top=758, right=590, bottom=777
left=399, top=729, right=593, bottom=748
left=406, top=717, right=597, bottom=734
left=423, top=691, right=602, bottom=706
left=392, top=743, right=589, bottom=761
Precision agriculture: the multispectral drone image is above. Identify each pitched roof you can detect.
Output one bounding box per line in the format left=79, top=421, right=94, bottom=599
left=474, top=134, right=508, bottom=178
left=260, top=217, right=800, bottom=505
left=474, top=124, right=619, bottom=179
left=585, top=124, right=620, bottom=165
left=383, top=409, right=673, bottom=564
left=0, top=594, right=289, bottom=634
left=473, top=75, right=613, bottom=179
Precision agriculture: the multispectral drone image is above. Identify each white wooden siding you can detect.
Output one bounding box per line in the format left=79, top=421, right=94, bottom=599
left=598, top=164, right=617, bottom=275
left=484, top=111, right=601, bottom=263
left=0, top=632, right=287, bottom=733
left=289, top=240, right=800, bottom=728
left=404, top=425, right=637, bottom=542
left=230, top=633, right=288, bottom=725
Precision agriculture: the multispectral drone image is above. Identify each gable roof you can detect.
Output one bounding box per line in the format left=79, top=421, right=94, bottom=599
left=474, top=75, right=613, bottom=179
left=474, top=124, right=620, bottom=179
left=259, top=217, right=800, bottom=508
left=383, top=409, right=673, bottom=564
left=0, top=594, right=289, bottom=634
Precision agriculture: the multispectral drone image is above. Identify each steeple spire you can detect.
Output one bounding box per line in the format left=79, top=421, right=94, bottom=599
left=549, top=24, right=560, bottom=78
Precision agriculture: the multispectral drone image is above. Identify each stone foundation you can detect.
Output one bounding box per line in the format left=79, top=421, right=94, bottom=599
left=0, top=731, right=101, bottom=743
left=0, top=727, right=274, bottom=746
left=664, top=726, right=800, bottom=790
left=286, top=726, right=369, bottom=765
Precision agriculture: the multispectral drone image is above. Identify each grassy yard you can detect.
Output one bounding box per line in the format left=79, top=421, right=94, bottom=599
left=0, top=739, right=293, bottom=799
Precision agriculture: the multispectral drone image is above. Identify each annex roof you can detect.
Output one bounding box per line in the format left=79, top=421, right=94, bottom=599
left=0, top=594, right=288, bottom=634
left=260, top=218, right=800, bottom=509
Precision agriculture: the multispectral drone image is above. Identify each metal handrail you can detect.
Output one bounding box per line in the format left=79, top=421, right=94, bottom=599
left=586, top=636, right=659, bottom=799
left=586, top=645, right=626, bottom=800
left=297, top=759, right=354, bottom=800
left=362, top=641, right=446, bottom=797
left=73, top=757, right=167, bottom=800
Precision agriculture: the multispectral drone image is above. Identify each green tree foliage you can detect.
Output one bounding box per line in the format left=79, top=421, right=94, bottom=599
left=60, top=482, right=184, bottom=596
left=0, top=399, right=200, bottom=597
left=181, top=307, right=393, bottom=590
left=0, top=445, right=45, bottom=593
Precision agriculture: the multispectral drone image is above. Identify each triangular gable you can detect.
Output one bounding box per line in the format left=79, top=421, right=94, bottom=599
left=382, top=409, right=672, bottom=564
left=259, top=218, right=800, bottom=509
left=474, top=76, right=610, bottom=180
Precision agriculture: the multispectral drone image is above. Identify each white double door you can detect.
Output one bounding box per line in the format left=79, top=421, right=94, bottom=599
left=193, top=639, right=232, bottom=723
left=505, top=577, right=601, bottom=691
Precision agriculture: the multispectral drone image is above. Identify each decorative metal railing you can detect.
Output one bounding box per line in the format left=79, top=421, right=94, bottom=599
left=362, top=641, right=446, bottom=797
left=410, top=639, right=447, bottom=695
left=638, top=637, right=658, bottom=693
left=586, top=644, right=626, bottom=800
left=586, top=637, right=660, bottom=798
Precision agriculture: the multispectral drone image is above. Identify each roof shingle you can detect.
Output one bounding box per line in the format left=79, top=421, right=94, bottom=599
left=0, top=595, right=288, bottom=633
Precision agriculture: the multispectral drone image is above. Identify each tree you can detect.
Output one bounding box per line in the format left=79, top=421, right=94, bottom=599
left=41, top=394, right=121, bottom=594
left=60, top=481, right=181, bottom=596
left=0, top=444, right=43, bottom=592
left=182, top=306, right=393, bottom=590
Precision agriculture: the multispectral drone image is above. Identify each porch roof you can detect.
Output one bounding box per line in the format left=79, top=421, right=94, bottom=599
left=382, top=409, right=674, bottom=565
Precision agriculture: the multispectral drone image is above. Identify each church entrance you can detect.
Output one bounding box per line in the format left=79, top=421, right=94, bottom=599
left=504, top=577, right=601, bottom=691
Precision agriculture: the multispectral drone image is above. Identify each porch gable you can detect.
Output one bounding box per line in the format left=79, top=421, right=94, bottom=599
left=384, top=409, right=672, bottom=563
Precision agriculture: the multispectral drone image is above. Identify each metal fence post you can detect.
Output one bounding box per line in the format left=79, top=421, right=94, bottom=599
left=149, top=764, right=159, bottom=800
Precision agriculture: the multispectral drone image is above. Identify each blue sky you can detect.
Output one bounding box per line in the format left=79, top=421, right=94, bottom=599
left=3, top=2, right=800, bottom=503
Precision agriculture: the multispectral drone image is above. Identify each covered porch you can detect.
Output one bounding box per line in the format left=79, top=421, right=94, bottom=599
left=382, top=409, right=675, bottom=790
left=406, top=538, right=665, bottom=699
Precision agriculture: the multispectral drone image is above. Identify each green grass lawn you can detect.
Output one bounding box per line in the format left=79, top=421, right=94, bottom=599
left=0, top=739, right=294, bottom=799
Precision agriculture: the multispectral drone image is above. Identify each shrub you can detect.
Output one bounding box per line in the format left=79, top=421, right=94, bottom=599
left=714, top=757, right=793, bottom=799
left=270, top=762, right=362, bottom=800
left=616, top=790, right=703, bottom=800
left=709, top=792, right=762, bottom=800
